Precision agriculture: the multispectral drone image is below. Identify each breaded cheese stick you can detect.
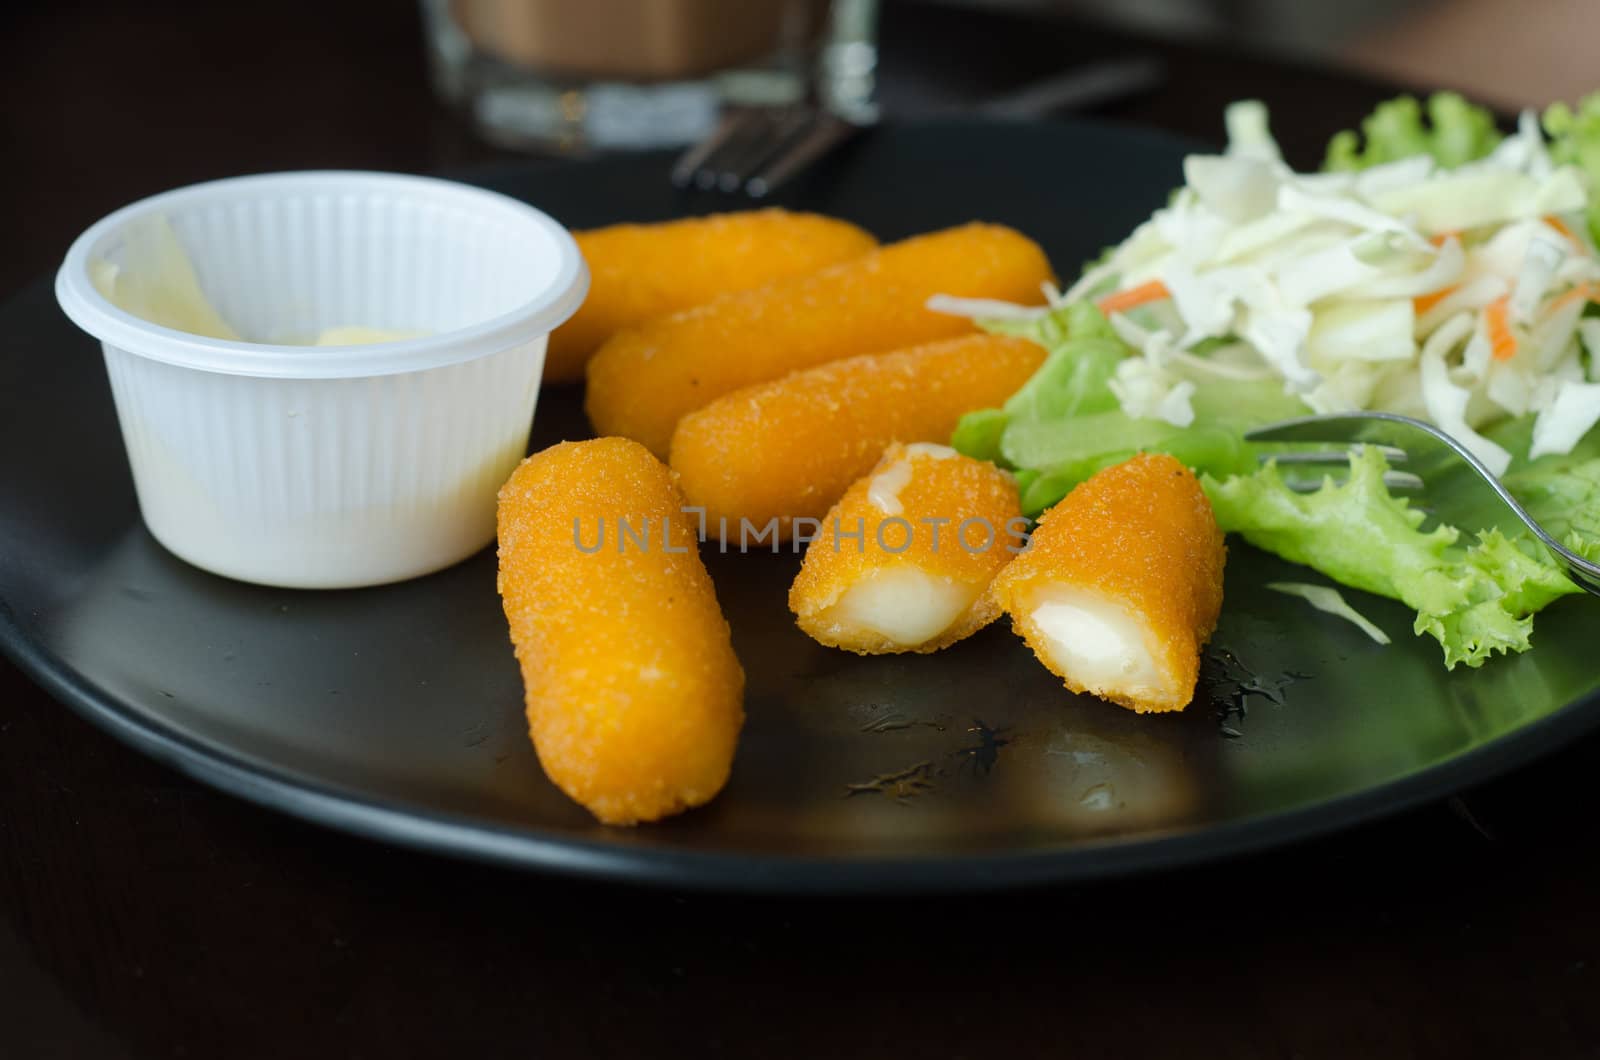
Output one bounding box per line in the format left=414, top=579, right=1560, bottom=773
left=586, top=223, right=1055, bottom=455
left=496, top=437, right=744, bottom=825
left=789, top=443, right=1024, bottom=654
left=546, top=210, right=877, bottom=382
left=989, top=453, right=1225, bottom=713
left=670, top=333, right=1045, bottom=542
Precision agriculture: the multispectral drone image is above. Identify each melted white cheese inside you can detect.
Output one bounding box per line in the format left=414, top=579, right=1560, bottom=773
left=867, top=459, right=913, bottom=515
left=1028, top=587, right=1163, bottom=696
left=866, top=444, right=959, bottom=515
left=826, top=567, right=977, bottom=647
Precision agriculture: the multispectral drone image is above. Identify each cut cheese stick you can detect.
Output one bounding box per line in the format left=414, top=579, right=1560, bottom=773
left=546, top=210, right=877, bottom=382
left=989, top=453, right=1226, bottom=713
left=790, top=443, right=1025, bottom=654
left=670, top=333, right=1045, bottom=542
left=585, top=222, right=1055, bottom=455
left=496, top=437, right=745, bottom=825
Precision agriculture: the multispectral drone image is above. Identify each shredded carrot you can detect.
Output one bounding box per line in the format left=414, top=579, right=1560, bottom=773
left=1097, top=280, right=1171, bottom=316
left=1544, top=215, right=1588, bottom=255
left=1428, top=231, right=1462, bottom=248
left=1484, top=293, right=1518, bottom=361
left=1413, top=284, right=1462, bottom=316
left=1544, top=281, right=1598, bottom=316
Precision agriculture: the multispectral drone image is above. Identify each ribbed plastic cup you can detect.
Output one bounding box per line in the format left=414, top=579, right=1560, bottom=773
left=55, top=171, right=587, bottom=589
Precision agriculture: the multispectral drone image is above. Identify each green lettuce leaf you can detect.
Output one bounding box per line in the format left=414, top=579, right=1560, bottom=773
left=1324, top=91, right=1503, bottom=172
left=950, top=301, right=1121, bottom=474
left=1486, top=415, right=1600, bottom=559
left=1505, top=458, right=1600, bottom=563
left=998, top=382, right=1304, bottom=475
left=996, top=313, right=1124, bottom=426
left=1203, top=447, right=1580, bottom=668
left=951, top=303, right=1308, bottom=515
left=1543, top=93, right=1600, bottom=245
left=948, top=407, right=1008, bottom=465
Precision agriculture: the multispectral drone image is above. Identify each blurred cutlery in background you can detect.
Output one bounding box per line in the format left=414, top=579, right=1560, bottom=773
left=672, top=55, right=1166, bottom=197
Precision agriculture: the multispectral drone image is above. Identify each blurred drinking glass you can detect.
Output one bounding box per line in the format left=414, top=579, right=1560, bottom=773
left=422, top=0, right=879, bottom=153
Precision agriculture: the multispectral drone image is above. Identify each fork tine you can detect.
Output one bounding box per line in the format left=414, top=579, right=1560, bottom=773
left=712, top=106, right=811, bottom=193
left=705, top=110, right=783, bottom=191
left=747, top=113, right=859, bottom=197
left=1245, top=414, right=1422, bottom=448
left=1261, top=445, right=1409, bottom=465
left=694, top=108, right=780, bottom=192
left=1252, top=411, right=1600, bottom=596
left=1387, top=470, right=1425, bottom=491
left=1282, top=470, right=1425, bottom=493
left=670, top=108, right=756, bottom=189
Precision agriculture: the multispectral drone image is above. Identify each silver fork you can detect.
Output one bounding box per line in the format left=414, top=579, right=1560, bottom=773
left=1246, top=411, right=1600, bottom=596
left=671, top=56, right=1166, bottom=199
left=669, top=102, right=861, bottom=198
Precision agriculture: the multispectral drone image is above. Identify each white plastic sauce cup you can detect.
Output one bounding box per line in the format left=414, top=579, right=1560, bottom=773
left=56, top=171, right=587, bottom=589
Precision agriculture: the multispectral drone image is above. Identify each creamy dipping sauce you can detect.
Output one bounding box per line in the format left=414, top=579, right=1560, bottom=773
left=91, top=215, right=429, bottom=346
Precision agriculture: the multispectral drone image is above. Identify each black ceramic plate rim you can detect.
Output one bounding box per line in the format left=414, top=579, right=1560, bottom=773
left=7, top=586, right=1600, bottom=894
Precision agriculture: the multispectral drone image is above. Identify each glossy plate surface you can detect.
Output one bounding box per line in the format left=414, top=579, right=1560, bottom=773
left=4, top=121, right=1599, bottom=892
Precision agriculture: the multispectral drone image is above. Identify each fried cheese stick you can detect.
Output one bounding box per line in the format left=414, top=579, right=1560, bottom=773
left=790, top=443, right=1024, bottom=654
left=585, top=223, right=1054, bottom=455
left=669, top=333, right=1044, bottom=542
left=546, top=210, right=877, bottom=382
left=989, top=453, right=1225, bottom=713
left=497, top=437, right=744, bottom=824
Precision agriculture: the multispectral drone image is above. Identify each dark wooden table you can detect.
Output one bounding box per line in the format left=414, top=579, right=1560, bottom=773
left=4, top=2, right=1598, bottom=1056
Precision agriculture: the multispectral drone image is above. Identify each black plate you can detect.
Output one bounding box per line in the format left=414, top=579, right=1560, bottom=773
left=4, top=120, right=1600, bottom=893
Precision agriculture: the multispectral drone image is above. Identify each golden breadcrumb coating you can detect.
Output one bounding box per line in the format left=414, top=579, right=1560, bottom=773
left=669, top=333, right=1044, bottom=541
left=545, top=210, right=876, bottom=382
left=989, top=453, right=1226, bottom=713
left=496, top=437, right=744, bottom=825
left=789, top=443, right=1024, bottom=654
left=585, top=222, right=1055, bottom=455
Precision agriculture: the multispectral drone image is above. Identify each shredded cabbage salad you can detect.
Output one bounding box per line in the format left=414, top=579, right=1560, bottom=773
left=954, top=96, right=1600, bottom=476
left=946, top=92, right=1600, bottom=668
